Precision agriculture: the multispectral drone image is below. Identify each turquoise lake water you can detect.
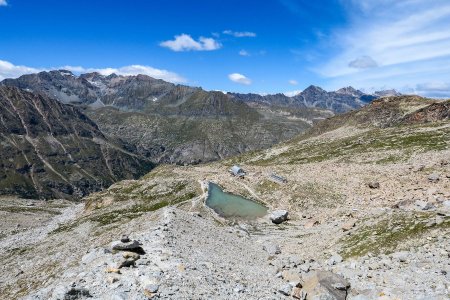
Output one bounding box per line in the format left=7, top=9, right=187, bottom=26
left=206, top=182, right=268, bottom=219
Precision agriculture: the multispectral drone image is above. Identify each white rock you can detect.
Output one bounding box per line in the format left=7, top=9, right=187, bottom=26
left=270, top=210, right=289, bottom=224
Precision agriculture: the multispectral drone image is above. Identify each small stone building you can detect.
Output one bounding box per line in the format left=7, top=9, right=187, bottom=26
left=229, top=165, right=246, bottom=177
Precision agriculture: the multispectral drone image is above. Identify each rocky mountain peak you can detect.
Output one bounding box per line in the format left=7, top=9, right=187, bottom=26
left=48, top=69, right=75, bottom=77
left=302, top=85, right=327, bottom=94
left=80, top=72, right=104, bottom=81
left=106, top=73, right=119, bottom=79
left=336, top=86, right=363, bottom=97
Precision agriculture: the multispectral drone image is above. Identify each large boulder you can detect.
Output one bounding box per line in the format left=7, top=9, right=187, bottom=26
left=270, top=210, right=289, bottom=224
left=302, top=271, right=350, bottom=300
left=111, top=240, right=144, bottom=253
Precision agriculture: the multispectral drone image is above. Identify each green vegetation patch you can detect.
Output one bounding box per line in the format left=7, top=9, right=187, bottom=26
left=340, top=212, right=450, bottom=258
left=0, top=206, right=61, bottom=215
left=250, top=123, right=449, bottom=166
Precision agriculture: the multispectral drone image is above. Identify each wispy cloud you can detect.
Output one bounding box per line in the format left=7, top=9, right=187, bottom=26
left=415, top=82, right=450, bottom=98
left=239, top=50, right=250, bottom=56
left=0, top=0, right=7, bottom=7
left=348, top=56, right=378, bottom=69
left=223, top=30, right=256, bottom=38
left=228, top=73, right=252, bottom=85
left=160, top=34, right=221, bottom=52
left=317, top=0, right=450, bottom=97
left=0, top=59, right=186, bottom=83
left=288, top=79, right=298, bottom=85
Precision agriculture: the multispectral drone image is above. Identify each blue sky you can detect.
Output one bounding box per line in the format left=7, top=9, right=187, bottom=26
left=1, top=0, right=450, bottom=97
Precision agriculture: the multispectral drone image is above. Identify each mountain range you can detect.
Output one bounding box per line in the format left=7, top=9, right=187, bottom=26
left=1, top=70, right=398, bottom=113
left=0, top=70, right=401, bottom=198
left=0, top=70, right=337, bottom=165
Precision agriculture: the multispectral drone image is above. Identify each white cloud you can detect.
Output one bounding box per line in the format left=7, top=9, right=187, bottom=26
left=0, top=0, right=7, bottom=7
left=160, top=34, right=221, bottom=52
left=283, top=90, right=302, bottom=97
left=239, top=50, right=250, bottom=56
left=317, top=0, right=450, bottom=97
left=0, top=59, right=186, bottom=83
left=228, top=73, right=252, bottom=85
left=223, top=30, right=256, bottom=38
left=0, top=60, right=42, bottom=80
left=288, top=79, right=298, bottom=85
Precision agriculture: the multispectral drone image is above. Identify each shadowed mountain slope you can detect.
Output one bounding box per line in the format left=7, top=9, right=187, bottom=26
left=0, top=86, right=153, bottom=199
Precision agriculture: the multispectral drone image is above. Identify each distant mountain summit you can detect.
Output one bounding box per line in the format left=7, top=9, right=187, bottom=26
left=1, top=70, right=177, bottom=109
left=290, top=85, right=378, bottom=113
left=228, top=85, right=398, bottom=113
left=373, top=89, right=402, bottom=97
left=335, top=86, right=365, bottom=97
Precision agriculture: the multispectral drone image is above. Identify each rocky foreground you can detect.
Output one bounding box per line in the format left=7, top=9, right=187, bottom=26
left=0, top=174, right=449, bottom=299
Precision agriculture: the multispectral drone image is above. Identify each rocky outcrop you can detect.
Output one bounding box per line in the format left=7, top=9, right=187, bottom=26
left=399, top=99, right=450, bottom=124
left=0, top=86, right=153, bottom=199
left=307, top=95, right=439, bottom=136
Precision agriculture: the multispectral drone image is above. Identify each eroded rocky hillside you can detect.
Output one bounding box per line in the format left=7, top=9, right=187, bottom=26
left=0, top=86, right=153, bottom=199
